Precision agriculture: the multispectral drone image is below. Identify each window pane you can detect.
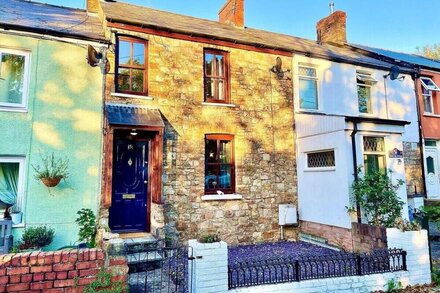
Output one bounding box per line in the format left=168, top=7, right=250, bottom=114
left=427, top=156, right=435, bottom=174
left=205, top=139, right=218, bottom=162
left=423, top=89, right=433, bottom=113
left=204, top=79, right=215, bottom=100
left=0, top=53, right=25, bottom=104
left=299, top=67, right=316, bottom=77
left=219, top=140, right=232, bottom=163
left=363, top=137, right=384, bottom=152
left=218, top=165, right=232, bottom=189
left=217, top=80, right=224, bottom=101
left=426, top=140, right=437, bottom=147
left=131, top=69, right=144, bottom=92
left=0, top=162, right=19, bottom=207
left=205, top=165, right=219, bottom=191
left=117, top=68, right=130, bottom=91
left=205, top=53, right=214, bottom=76
left=358, top=84, right=371, bottom=113
left=307, top=151, right=335, bottom=168
left=299, top=79, right=318, bottom=109
left=216, top=55, right=224, bottom=76
left=364, top=154, right=386, bottom=174
left=118, top=41, right=131, bottom=65
left=133, top=43, right=145, bottom=66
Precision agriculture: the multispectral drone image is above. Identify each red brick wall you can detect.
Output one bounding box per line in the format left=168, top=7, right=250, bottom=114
left=218, top=0, right=244, bottom=27
left=300, top=221, right=387, bottom=252
left=0, top=248, right=128, bottom=292
left=316, top=11, right=347, bottom=44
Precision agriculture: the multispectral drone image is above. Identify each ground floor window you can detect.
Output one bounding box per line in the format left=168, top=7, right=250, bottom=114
left=205, top=134, right=235, bottom=194
left=363, top=136, right=386, bottom=174
left=0, top=157, right=25, bottom=217
left=306, top=150, right=335, bottom=169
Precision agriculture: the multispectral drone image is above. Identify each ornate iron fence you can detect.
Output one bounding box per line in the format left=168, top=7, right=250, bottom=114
left=126, top=242, right=193, bottom=293
left=228, top=248, right=406, bottom=289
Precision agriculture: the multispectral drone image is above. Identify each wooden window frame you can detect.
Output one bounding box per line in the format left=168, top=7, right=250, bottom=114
left=204, top=134, right=235, bottom=194
left=203, top=49, right=230, bottom=104
left=115, top=36, right=148, bottom=95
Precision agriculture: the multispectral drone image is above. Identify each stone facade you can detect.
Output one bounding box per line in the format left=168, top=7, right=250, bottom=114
left=403, top=142, right=425, bottom=195
left=103, top=29, right=298, bottom=244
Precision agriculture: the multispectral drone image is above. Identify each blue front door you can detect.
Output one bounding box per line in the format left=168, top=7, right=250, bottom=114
left=109, top=136, right=149, bottom=232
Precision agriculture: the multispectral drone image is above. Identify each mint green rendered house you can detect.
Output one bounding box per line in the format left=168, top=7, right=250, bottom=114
left=0, top=0, right=107, bottom=249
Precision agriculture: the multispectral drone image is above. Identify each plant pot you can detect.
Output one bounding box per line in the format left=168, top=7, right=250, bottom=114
left=11, top=212, right=22, bottom=225
left=41, top=177, right=62, bottom=187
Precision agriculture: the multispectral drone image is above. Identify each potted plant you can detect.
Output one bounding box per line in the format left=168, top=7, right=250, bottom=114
left=9, top=205, right=22, bottom=225
left=32, top=152, right=69, bottom=187
left=19, top=225, right=55, bottom=251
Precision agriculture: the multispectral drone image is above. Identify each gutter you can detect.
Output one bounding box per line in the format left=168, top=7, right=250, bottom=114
left=0, top=23, right=109, bottom=44
left=349, top=121, right=361, bottom=223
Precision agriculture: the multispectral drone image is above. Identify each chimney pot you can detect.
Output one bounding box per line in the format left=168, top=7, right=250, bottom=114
left=316, top=10, right=347, bottom=45
left=219, top=0, right=244, bottom=27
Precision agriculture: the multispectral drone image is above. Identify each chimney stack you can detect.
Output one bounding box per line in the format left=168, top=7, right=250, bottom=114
left=219, top=0, right=244, bottom=27
left=87, top=0, right=99, bottom=14
left=316, top=10, right=347, bottom=45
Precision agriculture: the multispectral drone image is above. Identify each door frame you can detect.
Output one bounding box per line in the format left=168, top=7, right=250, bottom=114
left=424, top=145, right=440, bottom=199
left=102, top=124, right=164, bottom=233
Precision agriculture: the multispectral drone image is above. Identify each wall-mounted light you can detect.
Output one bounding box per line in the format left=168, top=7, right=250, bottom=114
left=130, top=129, right=138, bottom=136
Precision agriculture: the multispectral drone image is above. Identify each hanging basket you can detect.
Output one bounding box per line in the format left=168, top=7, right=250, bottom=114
left=41, top=177, right=62, bottom=187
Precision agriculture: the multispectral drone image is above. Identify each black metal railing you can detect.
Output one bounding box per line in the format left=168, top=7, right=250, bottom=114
left=126, top=242, right=191, bottom=293
left=228, top=248, right=406, bottom=289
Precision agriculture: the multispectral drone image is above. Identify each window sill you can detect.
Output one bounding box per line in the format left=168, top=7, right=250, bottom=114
left=111, top=92, right=154, bottom=100
left=202, top=102, right=235, bottom=108
left=201, top=194, right=243, bottom=201
left=12, top=223, right=24, bottom=228
left=0, top=106, right=28, bottom=113
left=423, top=113, right=440, bottom=118
left=296, top=109, right=323, bottom=114
left=304, top=167, right=336, bottom=172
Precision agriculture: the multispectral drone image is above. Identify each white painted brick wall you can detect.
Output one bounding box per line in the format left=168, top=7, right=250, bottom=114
left=190, top=229, right=431, bottom=293
left=188, top=239, right=228, bottom=293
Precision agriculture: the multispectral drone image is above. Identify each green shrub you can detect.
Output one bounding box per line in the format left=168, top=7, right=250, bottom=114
left=351, top=168, right=404, bottom=227
left=75, top=208, right=97, bottom=247
left=20, top=225, right=55, bottom=249
left=199, top=234, right=220, bottom=243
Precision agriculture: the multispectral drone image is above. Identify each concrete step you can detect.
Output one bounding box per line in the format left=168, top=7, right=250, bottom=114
left=299, top=232, right=341, bottom=251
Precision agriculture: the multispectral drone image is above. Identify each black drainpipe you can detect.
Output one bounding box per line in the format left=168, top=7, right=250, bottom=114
left=412, top=66, right=427, bottom=198
left=350, top=121, right=361, bottom=223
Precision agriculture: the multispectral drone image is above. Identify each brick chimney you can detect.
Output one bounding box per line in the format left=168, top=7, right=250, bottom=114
left=316, top=10, right=347, bottom=45
left=87, top=0, right=99, bottom=14
left=219, top=0, right=244, bottom=27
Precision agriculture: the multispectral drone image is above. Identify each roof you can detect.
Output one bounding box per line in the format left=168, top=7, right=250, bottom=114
left=101, top=1, right=403, bottom=70
left=0, top=0, right=106, bottom=42
left=351, top=44, right=440, bottom=71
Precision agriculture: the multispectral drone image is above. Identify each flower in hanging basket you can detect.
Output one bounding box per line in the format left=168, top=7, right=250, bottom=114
left=32, top=152, right=69, bottom=188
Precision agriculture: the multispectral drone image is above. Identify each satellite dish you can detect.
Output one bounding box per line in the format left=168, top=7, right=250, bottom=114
left=270, top=57, right=290, bottom=80
left=389, top=65, right=400, bottom=80
left=87, top=45, right=103, bottom=67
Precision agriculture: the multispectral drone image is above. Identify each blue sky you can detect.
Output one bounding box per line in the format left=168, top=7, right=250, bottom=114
left=39, top=0, right=438, bottom=54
